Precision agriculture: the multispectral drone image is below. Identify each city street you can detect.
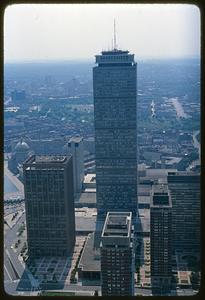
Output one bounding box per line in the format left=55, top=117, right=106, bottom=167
left=4, top=161, right=24, bottom=200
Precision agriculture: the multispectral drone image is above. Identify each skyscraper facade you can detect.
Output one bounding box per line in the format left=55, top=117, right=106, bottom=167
left=23, top=155, right=75, bottom=257
left=93, top=49, right=138, bottom=214
left=100, top=212, right=135, bottom=296
left=150, top=184, right=172, bottom=291
left=67, top=136, right=84, bottom=194
left=167, top=171, right=200, bottom=253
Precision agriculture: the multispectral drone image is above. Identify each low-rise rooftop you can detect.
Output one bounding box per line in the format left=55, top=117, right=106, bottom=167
left=68, top=136, right=83, bottom=144
left=153, top=184, right=169, bottom=195
left=78, top=233, right=101, bottom=272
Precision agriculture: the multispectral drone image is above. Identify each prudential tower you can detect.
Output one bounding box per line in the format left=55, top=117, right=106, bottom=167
left=93, top=36, right=138, bottom=216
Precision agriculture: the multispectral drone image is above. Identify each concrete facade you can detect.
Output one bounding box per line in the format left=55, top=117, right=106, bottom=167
left=68, top=137, right=84, bottom=193
left=100, top=212, right=135, bottom=296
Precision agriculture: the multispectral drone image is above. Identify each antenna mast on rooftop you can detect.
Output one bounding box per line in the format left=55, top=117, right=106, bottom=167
left=114, top=19, right=117, bottom=50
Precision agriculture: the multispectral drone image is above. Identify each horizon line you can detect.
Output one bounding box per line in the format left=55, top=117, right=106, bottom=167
left=4, top=55, right=200, bottom=64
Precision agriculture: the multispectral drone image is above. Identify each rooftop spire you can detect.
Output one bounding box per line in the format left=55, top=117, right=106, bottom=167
left=114, top=19, right=117, bottom=50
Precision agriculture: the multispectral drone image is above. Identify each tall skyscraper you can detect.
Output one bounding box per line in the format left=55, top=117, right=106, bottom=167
left=67, top=136, right=84, bottom=194
left=100, top=212, right=135, bottom=296
left=23, top=155, right=75, bottom=257
left=93, top=49, right=138, bottom=215
left=150, top=184, right=172, bottom=291
left=167, top=171, right=200, bottom=253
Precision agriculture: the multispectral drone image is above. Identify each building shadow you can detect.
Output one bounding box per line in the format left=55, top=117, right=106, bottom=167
left=16, top=254, right=73, bottom=292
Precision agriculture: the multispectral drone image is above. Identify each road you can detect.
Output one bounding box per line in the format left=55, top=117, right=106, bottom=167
left=170, top=97, right=189, bottom=119
left=177, top=289, right=198, bottom=296
left=4, top=203, right=25, bottom=217
left=5, top=213, right=25, bottom=246
left=192, top=130, right=200, bottom=165
left=4, top=208, right=39, bottom=295
left=186, top=130, right=200, bottom=171
left=193, top=130, right=200, bottom=154
left=4, top=161, right=24, bottom=200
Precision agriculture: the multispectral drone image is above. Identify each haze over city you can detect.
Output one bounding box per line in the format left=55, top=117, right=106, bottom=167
left=4, top=3, right=200, bottom=62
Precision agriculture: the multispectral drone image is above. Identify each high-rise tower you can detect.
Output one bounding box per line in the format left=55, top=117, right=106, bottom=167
left=167, top=171, right=200, bottom=253
left=150, top=184, right=172, bottom=292
left=100, top=212, right=135, bottom=296
left=67, top=136, right=84, bottom=194
left=93, top=48, right=138, bottom=215
left=23, top=155, right=76, bottom=257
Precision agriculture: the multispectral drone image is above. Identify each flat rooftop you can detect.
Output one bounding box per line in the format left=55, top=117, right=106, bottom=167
left=102, top=212, right=132, bottom=237
left=84, top=174, right=96, bottom=184
left=153, top=184, right=169, bottom=194
left=78, top=232, right=101, bottom=272
left=137, top=209, right=150, bottom=233
left=35, top=155, right=67, bottom=163
left=168, top=171, right=198, bottom=176
left=77, top=192, right=96, bottom=204
left=75, top=208, right=97, bottom=233
left=24, top=155, right=71, bottom=166
left=95, top=49, right=135, bottom=65
left=101, top=49, right=129, bottom=55
left=151, top=184, right=171, bottom=207
left=68, top=136, right=83, bottom=144
left=138, top=196, right=150, bottom=205
left=145, top=168, right=177, bottom=179
left=167, top=171, right=200, bottom=181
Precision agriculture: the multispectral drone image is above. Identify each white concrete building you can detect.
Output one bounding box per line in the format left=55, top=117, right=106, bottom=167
left=68, top=137, right=84, bottom=194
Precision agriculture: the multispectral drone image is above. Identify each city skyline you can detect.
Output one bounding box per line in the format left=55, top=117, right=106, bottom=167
left=4, top=4, right=200, bottom=62
left=4, top=17, right=201, bottom=295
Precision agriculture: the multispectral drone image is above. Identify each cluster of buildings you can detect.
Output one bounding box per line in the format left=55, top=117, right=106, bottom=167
left=4, top=73, right=94, bottom=151
left=138, top=130, right=199, bottom=171
left=12, top=47, right=200, bottom=296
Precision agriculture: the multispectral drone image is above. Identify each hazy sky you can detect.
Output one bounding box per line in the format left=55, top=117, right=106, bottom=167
left=4, top=4, right=200, bottom=62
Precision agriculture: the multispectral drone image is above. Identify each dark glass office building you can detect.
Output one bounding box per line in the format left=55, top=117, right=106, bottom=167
left=93, top=49, right=138, bottom=215
left=150, top=184, right=172, bottom=292
left=23, top=155, right=75, bottom=257
left=167, top=171, right=200, bottom=253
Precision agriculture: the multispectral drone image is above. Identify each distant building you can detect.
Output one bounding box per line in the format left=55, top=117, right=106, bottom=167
left=150, top=184, right=172, bottom=292
left=23, top=155, right=75, bottom=257
left=167, top=171, right=200, bottom=253
left=93, top=49, right=138, bottom=214
left=11, top=89, right=26, bottom=102
left=8, top=138, right=32, bottom=174
left=101, top=212, right=135, bottom=296
left=28, top=138, right=66, bottom=155
left=67, top=137, right=84, bottom=193
left=11, top=137, right=67, bottom=156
